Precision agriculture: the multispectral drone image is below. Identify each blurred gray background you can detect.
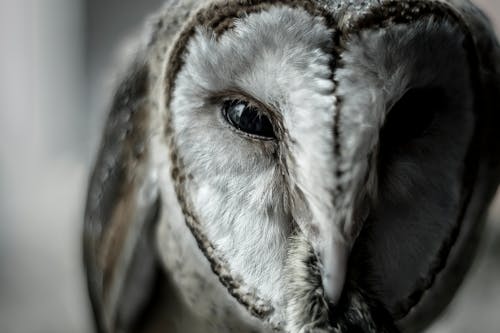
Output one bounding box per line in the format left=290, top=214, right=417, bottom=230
left=0, top=1, right=498, bottom=332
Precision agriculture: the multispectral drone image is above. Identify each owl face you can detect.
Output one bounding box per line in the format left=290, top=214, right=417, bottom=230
left=165, top=1, right=476, bottom=329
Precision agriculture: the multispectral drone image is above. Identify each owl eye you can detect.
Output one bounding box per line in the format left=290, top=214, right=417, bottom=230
left=222, top=99, right=275, bottom=139
left=381, top=87, right=441, bottom=145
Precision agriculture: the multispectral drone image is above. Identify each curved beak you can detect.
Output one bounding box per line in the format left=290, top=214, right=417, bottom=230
left=319, top=235, right=349, bottom=303
left=291, top=166, right=369, bottom=305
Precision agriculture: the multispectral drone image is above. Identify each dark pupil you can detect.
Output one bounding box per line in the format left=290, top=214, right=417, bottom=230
left=380, top=87, right=442, bottom=145
left=223, top=100, right=275, bottom=138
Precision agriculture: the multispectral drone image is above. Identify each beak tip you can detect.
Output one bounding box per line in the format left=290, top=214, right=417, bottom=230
left=319, top=238, right=349, bottom=304
left=321, top=269, right=345, bottom=305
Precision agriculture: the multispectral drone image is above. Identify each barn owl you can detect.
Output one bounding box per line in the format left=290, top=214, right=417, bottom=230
left=83, top=0, right=500, bottom=332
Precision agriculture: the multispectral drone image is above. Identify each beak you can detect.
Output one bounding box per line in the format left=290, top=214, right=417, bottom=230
left=292, top=163, right=369, bottom=305
left=319, top=234, right=349, bottom=303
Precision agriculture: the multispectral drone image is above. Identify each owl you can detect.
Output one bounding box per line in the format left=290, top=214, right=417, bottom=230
left=83, top=0, right=500, bottom=332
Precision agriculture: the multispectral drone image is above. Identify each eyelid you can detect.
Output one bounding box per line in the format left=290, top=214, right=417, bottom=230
left=210, top=91, right=278, bottom=119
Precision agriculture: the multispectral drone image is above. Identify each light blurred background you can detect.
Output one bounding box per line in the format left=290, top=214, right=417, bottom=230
left=0, top=1, right=498, bottom=332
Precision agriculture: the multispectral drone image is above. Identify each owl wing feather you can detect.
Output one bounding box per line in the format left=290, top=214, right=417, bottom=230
left=83, top=61, right=162, bottom=333
left=82, top=2, right=206, bottom=331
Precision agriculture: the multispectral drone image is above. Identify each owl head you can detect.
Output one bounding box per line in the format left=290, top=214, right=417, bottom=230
left=84, top=1, right=500, bottom=332
left=157, top=0, right=500, bottom=331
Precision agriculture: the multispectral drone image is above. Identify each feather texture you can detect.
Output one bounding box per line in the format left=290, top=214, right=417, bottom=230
left=83, top=1, right=500, bottom=332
